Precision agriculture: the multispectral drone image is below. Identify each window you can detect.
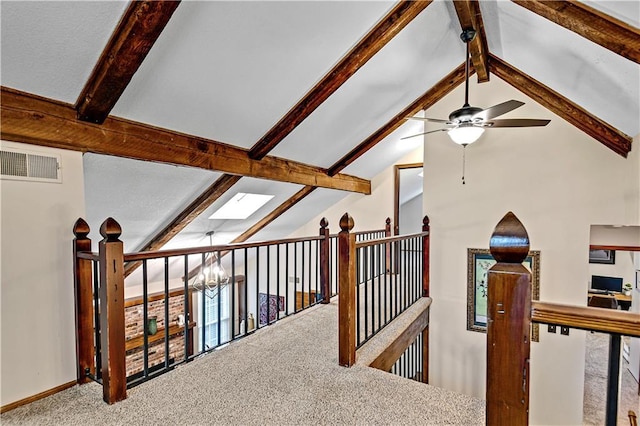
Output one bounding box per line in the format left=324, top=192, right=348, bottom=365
left=197, top=285, right=230, bottom=351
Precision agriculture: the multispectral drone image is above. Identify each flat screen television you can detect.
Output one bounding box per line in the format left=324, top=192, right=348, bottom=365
left=591, top=275, right=623, bottom=293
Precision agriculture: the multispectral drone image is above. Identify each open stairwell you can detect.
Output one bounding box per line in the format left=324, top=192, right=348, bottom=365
left=0, top=299, right=484, bottom=425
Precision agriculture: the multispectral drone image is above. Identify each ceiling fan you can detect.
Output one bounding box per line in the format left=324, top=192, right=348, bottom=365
left=402, top=29, right=550, bottom=145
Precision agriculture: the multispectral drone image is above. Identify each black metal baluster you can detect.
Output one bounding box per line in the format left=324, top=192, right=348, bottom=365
left=244, top=248, right=248, bottom=335
left=216, top=250, right=222, bottom=345
left=315, top=240, right=319, bottom=303
left=605, top=333, right=622, bottom=426
left=254, top=247, right=260, bottom=330
left=356, top=247, right=361, bottom=346
left=294, top=243, right=298, bottom=313
left=164, top=257, right=170, bottom=368
left=285, top=243, right=290, bottom=316
left=377, top=243, right=382, bottom=330
left=267, top=245, right=271, bottom=325
left=231, top=250, right=236, bottom=339
left=364, top=246, right=369, bottom=341
left=276, top=244, right=281, bottom=322
left=301, top=241, right=306, bottom=309
left=142, top=259, right=149, bottom=378
left=183, top=255, right=190, bottom=362
left=201, top=253, right=207, bottom=351
left=93, top=260, right=102, bottom=381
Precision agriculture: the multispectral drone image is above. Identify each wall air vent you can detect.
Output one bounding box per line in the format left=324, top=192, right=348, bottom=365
left=0, top=147, right=62, bottom=183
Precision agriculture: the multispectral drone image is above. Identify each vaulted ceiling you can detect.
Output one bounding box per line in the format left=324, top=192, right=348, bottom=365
left=1, top=1, right=638, bottom=264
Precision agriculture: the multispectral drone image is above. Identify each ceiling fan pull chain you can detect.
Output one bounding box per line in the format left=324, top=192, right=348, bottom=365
left=462, top=145, right=467, bottom=185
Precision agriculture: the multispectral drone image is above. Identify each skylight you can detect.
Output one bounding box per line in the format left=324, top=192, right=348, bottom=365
left=209, top=193, right=274, bottom=220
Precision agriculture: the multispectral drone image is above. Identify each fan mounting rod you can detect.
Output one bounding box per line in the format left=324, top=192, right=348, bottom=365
left=460, top=29, right=476, bottom=107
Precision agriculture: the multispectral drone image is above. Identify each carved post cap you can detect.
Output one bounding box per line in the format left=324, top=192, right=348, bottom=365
left=339, top=213, right=354, bottom=232
left=320, top=217, right=329, bottom=228
left=99, top=217, right=122, bottom=242
left=489, top=212, right=529, bottom=263
left=73, top=218, right=91, bottom=239
left=422, top=215, right=430, bottom=228
left=385, top=217, right=391, bottom=225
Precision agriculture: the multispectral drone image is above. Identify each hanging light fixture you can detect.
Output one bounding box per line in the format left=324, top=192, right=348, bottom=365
left=448, top=124, right=484, bottom=146
left=192, top=231, right=229, bottom=297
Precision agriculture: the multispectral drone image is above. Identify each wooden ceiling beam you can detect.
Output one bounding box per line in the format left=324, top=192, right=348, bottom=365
left=489, top=54, right=632, bottom=157
left=248, top=0, right=433, bottom=160
left=452, top=0, right=490, bottom=82
left=511, top=0, right=640, bottom=64
left=1, top=87, right=371, bottom=193
left=328, top=63, right=469, bottom=176
left=88, top=0, right=430, bottom=263
left=75, top=1, right=181, bottom=124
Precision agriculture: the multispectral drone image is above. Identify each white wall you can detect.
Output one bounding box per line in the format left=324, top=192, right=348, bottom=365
left=1, top=141, right=86, bottom=406
left=423, top=78, right=639, bottom=425
left=289, top=147, right=423, bottom=238
left=399, top=194, right=423, bottom=235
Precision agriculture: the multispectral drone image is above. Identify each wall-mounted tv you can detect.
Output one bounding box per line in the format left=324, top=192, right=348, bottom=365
left=591, top=275, right=623, bottom=293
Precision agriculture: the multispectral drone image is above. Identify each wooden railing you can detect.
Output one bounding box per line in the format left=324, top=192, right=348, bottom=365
left=486, top=212, right=640, bottom=426
left=73, top=216, right=394, bottom=404
left=337, top=213, right=430, bottom=370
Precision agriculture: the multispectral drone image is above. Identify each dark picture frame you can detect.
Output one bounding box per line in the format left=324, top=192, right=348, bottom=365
left=588, top=249, right=615, bottom=264
left=467, top=248, right=541, bottom=341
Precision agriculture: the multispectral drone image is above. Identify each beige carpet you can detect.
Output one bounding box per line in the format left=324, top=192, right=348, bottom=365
left=1, top=299, right=485, bottom=425
left=583, top=332, right=640, bottom=425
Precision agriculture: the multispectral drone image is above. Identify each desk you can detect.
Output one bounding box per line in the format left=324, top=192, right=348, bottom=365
left=588, top=292, right=632, bottom=310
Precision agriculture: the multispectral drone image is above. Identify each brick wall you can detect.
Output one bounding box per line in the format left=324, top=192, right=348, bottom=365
left=124, top=293, right=191, bottom=378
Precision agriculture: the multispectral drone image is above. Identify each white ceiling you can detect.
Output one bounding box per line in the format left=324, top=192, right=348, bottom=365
left=2, top=0, right=638, bottom=263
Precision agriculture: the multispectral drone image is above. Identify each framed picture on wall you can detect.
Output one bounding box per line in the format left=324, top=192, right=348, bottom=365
left=467, top=248, right=541, bottom=341
left=588, top=249, right=615, bottom=264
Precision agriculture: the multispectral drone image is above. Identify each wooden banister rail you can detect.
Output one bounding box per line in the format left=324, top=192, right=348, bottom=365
left=486, top=212, right=531, bottom=425
left=532, top=301, right=640, bottom=337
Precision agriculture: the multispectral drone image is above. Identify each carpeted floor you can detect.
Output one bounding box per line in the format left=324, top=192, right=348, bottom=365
left=583, top=332, right=640, bottom=425
left=1, top=299, right=485, bottom=425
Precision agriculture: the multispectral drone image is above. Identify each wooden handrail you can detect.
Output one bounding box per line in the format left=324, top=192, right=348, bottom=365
left=123, top=235, right=323, bottom=262
left=355, top=231, right=429, bottom=248
left=532, top=301, right=640, bottom=337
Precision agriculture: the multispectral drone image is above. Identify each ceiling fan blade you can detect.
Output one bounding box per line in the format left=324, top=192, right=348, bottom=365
left=485, top=118, right=551, bottom=128
left=405, top=116, right=451, bottom=124
left=474, top=100, right=525, bottom=121
left=400, top=128, right=448, bottom=140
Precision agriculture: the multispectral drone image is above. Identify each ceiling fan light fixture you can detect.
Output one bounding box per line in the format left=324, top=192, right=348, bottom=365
left=448, top=126, right=484, bottom=146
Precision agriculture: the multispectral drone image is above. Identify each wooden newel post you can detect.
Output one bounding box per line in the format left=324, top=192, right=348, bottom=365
left=98, top=218, right=127, bottom=404
left=486, top=212, right=531, bottom=426
left=319, top=218, right=331, bottom=304
left=422, top=215, right=430, bottom=298
left=338, top=213, right=356, bottom=367
left=73, top=218, right=94, bottom=384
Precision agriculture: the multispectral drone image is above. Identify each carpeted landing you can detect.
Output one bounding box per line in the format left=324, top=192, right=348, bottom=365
left=1, top=300, right=485, bottom=425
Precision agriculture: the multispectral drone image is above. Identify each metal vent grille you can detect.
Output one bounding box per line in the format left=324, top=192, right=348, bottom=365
left=0, top=148, right=61, bottom=183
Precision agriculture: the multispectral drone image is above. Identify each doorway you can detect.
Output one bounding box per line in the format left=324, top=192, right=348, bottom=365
left=394, top=163, right=423, bottom=236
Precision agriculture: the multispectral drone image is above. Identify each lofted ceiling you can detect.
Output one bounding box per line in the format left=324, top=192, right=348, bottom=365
left=1, top=1, right=638, bottom=272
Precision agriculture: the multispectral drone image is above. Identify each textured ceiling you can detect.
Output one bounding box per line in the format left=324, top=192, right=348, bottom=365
left=2, top=0, right=638, bottom=265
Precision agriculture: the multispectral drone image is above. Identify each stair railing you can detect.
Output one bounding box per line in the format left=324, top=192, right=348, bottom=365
left=73, top=216, right=393, bottom=404
left=337, top=213, right=430, bottom=370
